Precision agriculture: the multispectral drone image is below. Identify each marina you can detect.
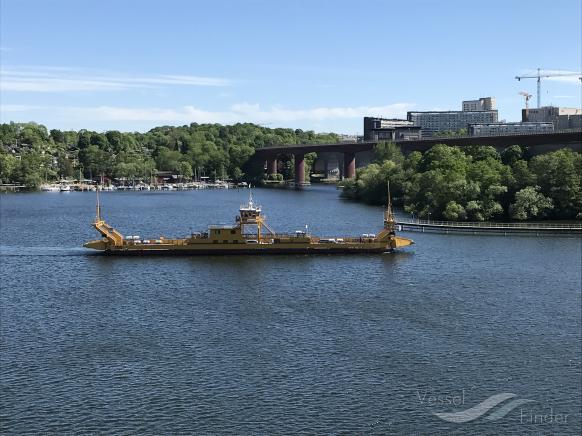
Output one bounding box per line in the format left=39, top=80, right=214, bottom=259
left=38, top=180, right=247, bottom=192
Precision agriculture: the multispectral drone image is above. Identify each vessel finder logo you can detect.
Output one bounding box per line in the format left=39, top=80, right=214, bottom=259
left=433, top=392, right=533, bottom=423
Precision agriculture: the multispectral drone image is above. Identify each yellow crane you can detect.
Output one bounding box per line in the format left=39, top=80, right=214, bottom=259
left=515, top=68, right=582, bottom=108
left=518, top=91, right=533, bottom=110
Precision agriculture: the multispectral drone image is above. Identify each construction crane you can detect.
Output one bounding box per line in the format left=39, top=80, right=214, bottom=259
left=515, top=68, right=582, bottom=108
left=518, top=91, right=533, bottom=110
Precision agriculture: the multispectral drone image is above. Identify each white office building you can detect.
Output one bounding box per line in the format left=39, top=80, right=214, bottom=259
left=462, top=97, right=496, bottom=112
left=407, top=110, right=498, bottom=137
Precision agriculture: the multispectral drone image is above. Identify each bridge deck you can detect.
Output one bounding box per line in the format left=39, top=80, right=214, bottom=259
left=254, top=129, right=582, bottom=157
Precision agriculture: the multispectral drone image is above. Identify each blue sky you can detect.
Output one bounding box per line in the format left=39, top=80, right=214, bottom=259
left=1, top=0, right=580, bottom=133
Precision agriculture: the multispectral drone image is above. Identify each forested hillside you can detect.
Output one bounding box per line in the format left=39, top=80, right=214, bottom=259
left=0, top=122, right=338, bottom=187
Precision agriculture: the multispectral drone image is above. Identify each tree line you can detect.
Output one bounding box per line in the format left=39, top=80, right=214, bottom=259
left=2, top=121, right=580, bottom=221
left=0, top=122, right=338, bottom=187
left=342, top=142, right=582, bottom=221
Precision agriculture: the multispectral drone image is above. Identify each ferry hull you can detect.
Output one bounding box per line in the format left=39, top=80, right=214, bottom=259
left=86, top=242, right=398, bottom=255
left=98, top=247, right=393, bottom=255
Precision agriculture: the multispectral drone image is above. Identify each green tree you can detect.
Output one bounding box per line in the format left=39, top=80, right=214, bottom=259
left=15, top=152, right=51, bottom=187
left=19, top=123, right=49, bottom=147
left=77, top=131, right=92, bottom=149
left=155, top=147, right=182, bottom=171
left=374, top=141, right=404, bottom=164
left=443, top=201, right=467, bottom=221
left=501, top=145, right=523, bottom=166
left=79, top=145, right=110, bottom=178
left=0, top=152, right=18, bottom=182
left=231, top=167, right=244, bottom=181
left=530, top=150, right=582, bottom=218
left=50, top=129, right=65, bottom=144
left=90, top=133, right=111, bottom=152
left=23, top=172, right=44, bottom=188
left=465, top=200, right=484, bottom=221
left=176, top=161, right=193, bottom=181
left=57, top=155, right=76, bottom=179
left=464, top=145, right=500, bottom=162
left=510, top=160, right=536, bottom=190
left=0, top=123, right=18, bottom=148
left=509, top=187, right=554, bottom=220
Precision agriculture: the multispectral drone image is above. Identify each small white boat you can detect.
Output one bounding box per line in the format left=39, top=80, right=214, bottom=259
left=59, top=185, right=71, bottom=192
left=41, top=184, right=60, bottom=192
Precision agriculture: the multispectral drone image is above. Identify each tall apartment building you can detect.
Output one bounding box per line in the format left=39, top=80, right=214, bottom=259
left=407, top=110, right=498, bottom=137
left=462, top=97, right=496, bottom=112
left=522, top=106, right=582, bottom=130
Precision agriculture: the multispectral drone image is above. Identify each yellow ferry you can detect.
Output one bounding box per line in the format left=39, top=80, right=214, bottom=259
left=84, top=188, right=414, bottom=255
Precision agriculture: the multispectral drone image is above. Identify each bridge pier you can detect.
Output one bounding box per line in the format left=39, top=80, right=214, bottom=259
left=343, top=152, right=356, bottom=179
left=294, top=153, right=305, bottom=185
left=266, top=157, right=278, bottom=175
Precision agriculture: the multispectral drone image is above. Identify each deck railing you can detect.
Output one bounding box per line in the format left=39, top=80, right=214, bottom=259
left=242, top=233, right=374, bottom=242
left=397, top=218, right=582, bottom=230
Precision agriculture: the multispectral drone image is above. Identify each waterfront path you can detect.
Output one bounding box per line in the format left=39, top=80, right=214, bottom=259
left=397, top=218, right=582, bottom=236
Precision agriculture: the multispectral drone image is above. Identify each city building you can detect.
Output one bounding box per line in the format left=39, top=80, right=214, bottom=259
left=522, top=106, right=582, bottom=130
left=363, top=117, right=422, bottom=141
left=468, top=122, right=554, bottom=137
left=462, top=97, right=496, bottom=112
left=407, top=110, right=498, bottom=137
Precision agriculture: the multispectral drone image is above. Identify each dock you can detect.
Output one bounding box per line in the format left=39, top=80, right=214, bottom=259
left=0, top=184, right=27, bottom=192
left=397, top=218, right=582, bottom=236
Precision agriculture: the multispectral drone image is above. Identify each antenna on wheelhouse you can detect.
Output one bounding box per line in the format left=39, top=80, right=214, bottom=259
left=248, top=186, right=254, bottom=207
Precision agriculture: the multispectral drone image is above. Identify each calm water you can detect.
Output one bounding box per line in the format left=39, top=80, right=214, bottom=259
left=1, top=186, right=580, bottom=435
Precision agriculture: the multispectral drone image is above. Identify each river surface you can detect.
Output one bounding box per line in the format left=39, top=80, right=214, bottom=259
left=1, top=185, right=580, bottom=435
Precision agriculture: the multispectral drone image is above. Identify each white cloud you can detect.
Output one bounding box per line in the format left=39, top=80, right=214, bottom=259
left=0, top=104, right=43, bottom=112
left=227, top=102, right=413, bottom=122
left=0, top=67, right=233, bottom=92
left=0, top=102, right=415, bottom=126
left=137, top=75, right=231, bottom=86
